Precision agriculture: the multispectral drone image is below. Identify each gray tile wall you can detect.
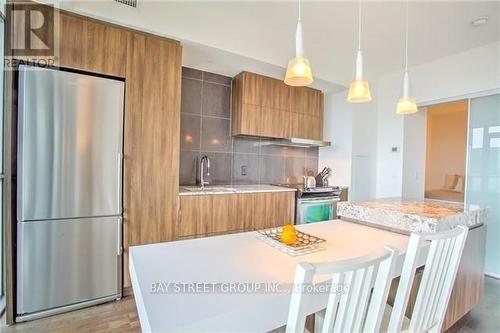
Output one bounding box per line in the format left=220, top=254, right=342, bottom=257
left=179, top=67, right=319, bottom=185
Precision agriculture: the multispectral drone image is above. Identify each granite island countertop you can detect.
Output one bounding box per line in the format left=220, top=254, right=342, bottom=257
left=179, top=184, right=296, bottom=196
left=337, top=198, right=487, bottom=234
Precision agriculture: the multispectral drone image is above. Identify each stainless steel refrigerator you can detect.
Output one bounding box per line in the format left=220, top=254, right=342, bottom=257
left=16, top=65, right=124, bottom=321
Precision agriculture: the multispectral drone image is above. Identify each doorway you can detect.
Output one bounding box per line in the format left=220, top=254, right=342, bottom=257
left=424, top=100, right=468, bottom=203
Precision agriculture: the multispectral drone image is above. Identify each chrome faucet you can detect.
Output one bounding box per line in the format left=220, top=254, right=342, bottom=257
left=200, top=155, right=211, bottom=189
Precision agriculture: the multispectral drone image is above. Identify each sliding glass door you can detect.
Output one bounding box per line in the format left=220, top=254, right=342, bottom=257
left=466, top=94, right=500, bottom=276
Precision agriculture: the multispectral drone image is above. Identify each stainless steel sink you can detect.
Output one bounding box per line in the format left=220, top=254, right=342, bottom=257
left=181, top=186, right=237, bottom=193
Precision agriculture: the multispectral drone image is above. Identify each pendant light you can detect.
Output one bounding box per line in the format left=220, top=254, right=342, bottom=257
left=396, top=0, right=418, bottom=115
left=284, top=0, right=313, bottom=86
left=347, top=0, right=372, bottom=103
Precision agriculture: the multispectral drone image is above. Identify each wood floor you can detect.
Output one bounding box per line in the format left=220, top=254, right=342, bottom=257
left=0, top=297, right=140, bottom=333
left=1, top=277, right=499, bottom=333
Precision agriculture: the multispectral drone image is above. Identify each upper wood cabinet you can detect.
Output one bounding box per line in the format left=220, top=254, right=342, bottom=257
left=57, top=14, right=128, bottom=77
left=232, top=72, right=324, bottom=140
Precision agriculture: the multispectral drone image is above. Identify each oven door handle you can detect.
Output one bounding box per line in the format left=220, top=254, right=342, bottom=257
left=298, top=198, right=340, bottom=205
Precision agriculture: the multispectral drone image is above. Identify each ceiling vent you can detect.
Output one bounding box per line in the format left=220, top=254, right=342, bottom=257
left=114, top=0, right=137, bottom=8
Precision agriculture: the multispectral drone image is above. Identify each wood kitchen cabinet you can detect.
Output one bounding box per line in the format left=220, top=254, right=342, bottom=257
left=252, top=192, right=296, bottom=230
left=178, top=194, right=244, bottom=238
left=232, top=72, right=323, bottom=140
left=177, top=192, right=295, bottom=239
left=123, top=32, right=181, bottom=287
left=57, top=14, right=128, bottom=77
left=177, top=195, right=214, bottom=237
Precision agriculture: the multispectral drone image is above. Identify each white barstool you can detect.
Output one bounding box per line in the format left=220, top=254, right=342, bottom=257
left=386, top=225, right=469, bottom=333
left=285, top=246, right=398, bottom=333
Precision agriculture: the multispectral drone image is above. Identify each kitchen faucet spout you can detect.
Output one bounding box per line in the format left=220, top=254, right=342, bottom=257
left=200, top=155, right=211, bottom=189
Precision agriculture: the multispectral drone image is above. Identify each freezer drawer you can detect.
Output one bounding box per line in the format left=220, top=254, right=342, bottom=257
left=17, top=65, right=124, bottom=221
left=17, top=217, right=122, bottom=315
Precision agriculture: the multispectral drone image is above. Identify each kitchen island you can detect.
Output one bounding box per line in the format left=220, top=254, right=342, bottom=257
left=337, top=198, right=486, bottom=234
left=338, top=198, right=487, bottom=330
left=129, top=220, right=425, bottom=332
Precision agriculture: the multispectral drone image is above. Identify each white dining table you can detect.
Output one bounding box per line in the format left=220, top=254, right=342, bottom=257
left=129, top=220, right=428, bottom=332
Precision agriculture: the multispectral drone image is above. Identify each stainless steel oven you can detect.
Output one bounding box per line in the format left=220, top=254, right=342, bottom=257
left=274, top=184, right=343, bottom=224
left=296, top=196, right=340, bottom=224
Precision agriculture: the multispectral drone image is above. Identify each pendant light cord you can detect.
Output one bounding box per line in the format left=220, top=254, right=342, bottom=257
left=405, top=0, right=409, bottom=71
left=295, top=0, right=304, bottom=58
left=358, top=0, right=362, bottom=51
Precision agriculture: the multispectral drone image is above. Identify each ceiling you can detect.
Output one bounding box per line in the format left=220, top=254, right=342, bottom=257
left=57, top=1, right=500, bottom=92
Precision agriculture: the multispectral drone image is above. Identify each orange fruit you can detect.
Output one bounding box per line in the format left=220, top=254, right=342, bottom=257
left=282, top=224, right=296, bottom=232
left=281, top=228, right=297, bottom=245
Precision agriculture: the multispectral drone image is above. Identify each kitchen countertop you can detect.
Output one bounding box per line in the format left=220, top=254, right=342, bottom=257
left=179, top=184, right=296, bottom=196
left=129, top=220, right=426, bottom=332
left=337, top=198, right=487, bottom=234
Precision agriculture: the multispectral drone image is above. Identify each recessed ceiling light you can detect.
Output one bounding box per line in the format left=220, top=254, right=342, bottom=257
left=471, top=16, right=488, bottom=27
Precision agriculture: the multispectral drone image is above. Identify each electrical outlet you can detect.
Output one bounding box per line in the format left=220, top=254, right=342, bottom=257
left=241, top=165, right=247, bottom=176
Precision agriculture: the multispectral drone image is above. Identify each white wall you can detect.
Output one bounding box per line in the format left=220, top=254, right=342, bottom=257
left=375, top=41, right=500, bottom=198
left=350, top=87, right=378, bottom=200
left=402, top=108, right=427, bottom=200
left=319, top=91, right=353, bottom=187
left=319, top=86, right=378, bottom=200
left=374, top=73, right=405, bottom=198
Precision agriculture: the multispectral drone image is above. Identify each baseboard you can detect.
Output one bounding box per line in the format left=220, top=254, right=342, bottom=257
left=485, top=272, right=500, bottom=280
left=123, top=286, right=134, bottom=297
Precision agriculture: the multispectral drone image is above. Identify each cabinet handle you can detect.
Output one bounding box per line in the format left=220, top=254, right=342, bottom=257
left=177, top=196, right=181, bottom=223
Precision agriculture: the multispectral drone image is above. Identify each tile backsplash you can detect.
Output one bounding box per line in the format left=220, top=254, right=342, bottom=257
left=179, top=67, right=319, bottom=185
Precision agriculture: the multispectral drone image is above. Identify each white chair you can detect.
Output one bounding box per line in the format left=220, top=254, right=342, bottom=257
left=386, top=225, right=469, bottom=333
left=286, top=246, right=398, bottom=333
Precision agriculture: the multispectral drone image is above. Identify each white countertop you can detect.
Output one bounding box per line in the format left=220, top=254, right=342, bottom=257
left=179, top=184, right=296, bottom=196
left=129, top=220, right=427, bottom=332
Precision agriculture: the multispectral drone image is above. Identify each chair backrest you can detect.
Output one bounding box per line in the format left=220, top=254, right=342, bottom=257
left=286, top=246, right=398, bottom=333
left=387, top=225, right=469, bottom=333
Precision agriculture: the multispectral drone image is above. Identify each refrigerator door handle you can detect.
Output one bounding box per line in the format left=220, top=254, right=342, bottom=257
left=117, top=152, right=123, bottom=213
left=117, top=217, right=123, bottom=256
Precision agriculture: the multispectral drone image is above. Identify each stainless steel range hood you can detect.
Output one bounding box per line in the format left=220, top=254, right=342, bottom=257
left=262, top=137, right=331, bottom=148
left=283, top=137, right=331, bottom=147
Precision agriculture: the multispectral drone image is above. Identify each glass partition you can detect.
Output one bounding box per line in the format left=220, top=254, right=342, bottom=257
left=466, top=94, right=500, bottom=276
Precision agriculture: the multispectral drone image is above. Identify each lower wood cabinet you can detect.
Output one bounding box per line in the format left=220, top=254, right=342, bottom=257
left=177, top=192, right=295, bottom=239
left=251, top=192, right=296, bottom=230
